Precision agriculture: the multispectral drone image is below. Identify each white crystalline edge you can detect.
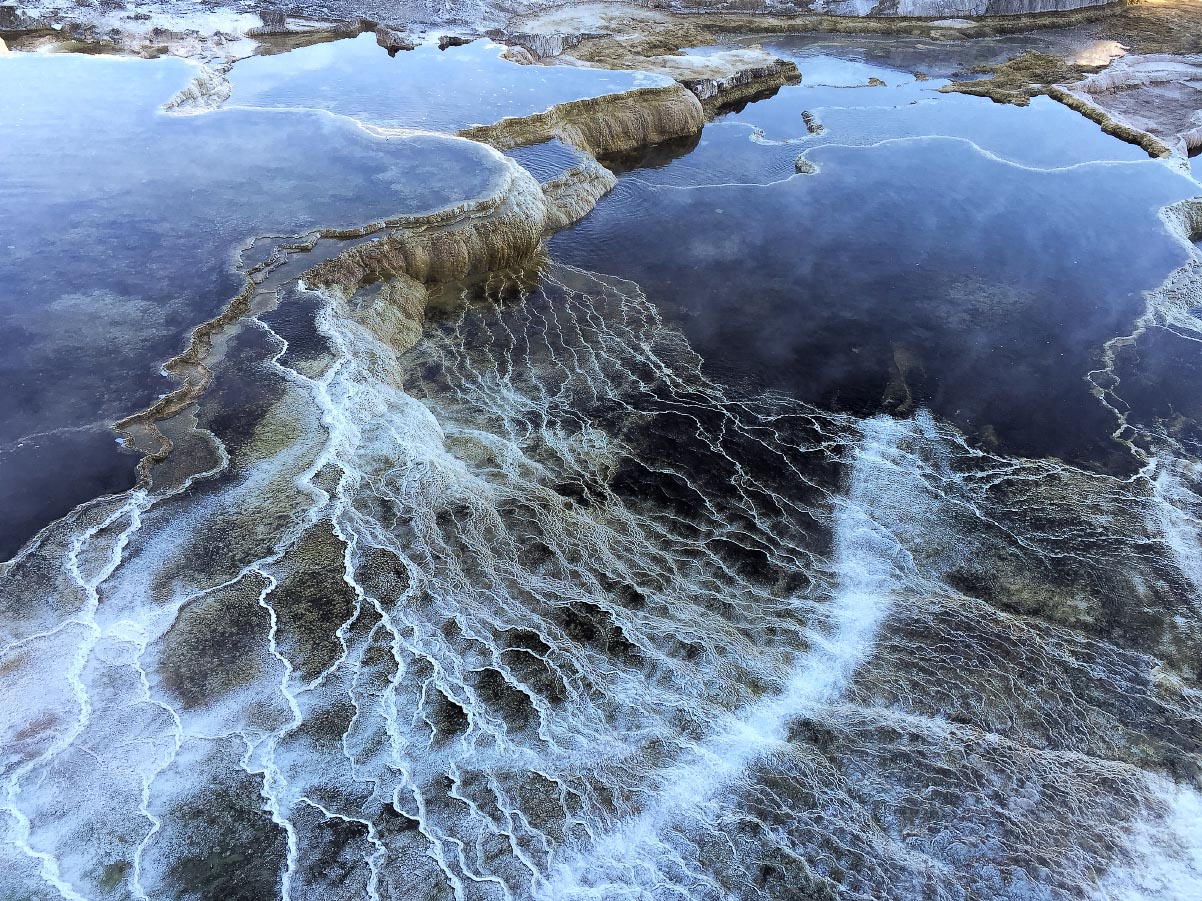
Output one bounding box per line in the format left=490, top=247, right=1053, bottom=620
left=542, top=414, right=944, bottom=896
left=1150, top=463, right=1202, bottom=605
left=1100, top=781, right=1202, bottom=900
left=3, top=256, right=1200, bottom=900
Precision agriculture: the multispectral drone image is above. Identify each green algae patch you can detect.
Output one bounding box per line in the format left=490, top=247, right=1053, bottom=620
left=151, top=750, right=290, bottom=901
left=1045, top=85, right=1173, bottom=158
left=100, top=861, right=131, bottom=892
left=942, top=51, right=1172, bottom=158
left=941, top=51, right=1101, bottom=106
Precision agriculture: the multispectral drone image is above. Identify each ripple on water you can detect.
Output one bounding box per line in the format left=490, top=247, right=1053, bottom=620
left=505, top=139, right=593, bottom=183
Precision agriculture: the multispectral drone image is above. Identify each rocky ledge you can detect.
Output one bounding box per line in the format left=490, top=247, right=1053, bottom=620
left=8, top=1, right=1202, bottom=173
left=547, top=39, right=803, bottom=112
left=459, top=83, right=707, bottom=157
left=1068, top=53, right=1202, bottom=157
left=301, top=150, right=614, bottom=361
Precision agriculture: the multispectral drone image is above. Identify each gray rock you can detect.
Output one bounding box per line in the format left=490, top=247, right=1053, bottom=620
left=0, top=5, right=35, bottom=31
left=251, top=8, right=290, bottom=34
left=375, top=24, right=415, bottom=53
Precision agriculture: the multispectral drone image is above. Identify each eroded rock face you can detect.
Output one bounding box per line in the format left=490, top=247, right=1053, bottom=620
left=539, top=155, right=619, bottom=230
left=0, top=4, right=42, bottom=32
left=490, top=29, right=600, bottom=59
left=356, top=0, right=1123, bottom=23
left=505, top=0, right=1120, bottom=19
left=460, top=83, right=707, bottom=157
left=308, top=151, right=612, bottom=293
left=0, top=0, right=1135, bottom=66
left=255, top=8, right=288, bottom=32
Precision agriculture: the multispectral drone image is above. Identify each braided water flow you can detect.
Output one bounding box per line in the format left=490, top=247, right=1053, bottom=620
left=1, top=258, right=1200, bottom=900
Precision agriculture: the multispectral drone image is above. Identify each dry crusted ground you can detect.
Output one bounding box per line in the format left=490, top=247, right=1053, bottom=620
left=503, top=1, right=1202, bottom=159
left=3, top=1, right=1202, bottom=158
left=938, top=2, right=1202, bottom=156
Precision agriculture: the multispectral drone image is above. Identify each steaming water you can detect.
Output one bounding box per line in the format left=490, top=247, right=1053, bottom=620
left=3, top=32, right=1202, bottom=901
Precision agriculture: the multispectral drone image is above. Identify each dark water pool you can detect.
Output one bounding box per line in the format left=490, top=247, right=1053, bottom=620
left=551, top=53, right=1197, bottom=472
left=0, top=51, right=509, bottom=559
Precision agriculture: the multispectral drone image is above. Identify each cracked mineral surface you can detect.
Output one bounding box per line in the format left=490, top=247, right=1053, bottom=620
left=3, top=3, right=1202, bottom=900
